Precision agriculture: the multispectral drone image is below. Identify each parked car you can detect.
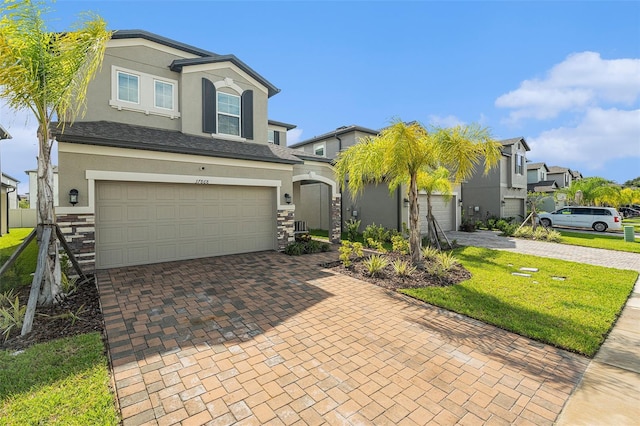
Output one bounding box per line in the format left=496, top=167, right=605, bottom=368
left=620, top=207, right=640, bottom=218
left=538, top=207, right=622, bottom=232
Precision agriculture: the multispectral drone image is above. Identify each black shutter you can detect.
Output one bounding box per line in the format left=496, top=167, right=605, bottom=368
left=241, top=90, right=253, bottom=139
left=274, top=131, right=280, bottom=145
left=202, top=78, right=216, bottom=134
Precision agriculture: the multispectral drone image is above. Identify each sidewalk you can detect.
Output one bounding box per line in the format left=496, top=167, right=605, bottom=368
left=447, top=230, right=640, bottom=425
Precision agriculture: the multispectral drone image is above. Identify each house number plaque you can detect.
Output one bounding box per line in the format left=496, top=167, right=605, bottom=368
left=195, top=179, right=209, bottom=184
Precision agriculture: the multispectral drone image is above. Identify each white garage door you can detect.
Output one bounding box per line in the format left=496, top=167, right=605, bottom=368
left=419, top=194, right=455, bottom=233
left=95, top=181, right=275, bottom=269
left=503, top=198, right=524, bottom=219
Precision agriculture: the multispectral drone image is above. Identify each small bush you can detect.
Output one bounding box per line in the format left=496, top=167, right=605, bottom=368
left=363, top=223, right=389, bottom=245
left=514, top=226, right=561, bottom=242
left=436, top=251, right=459, bottom=272
left=366, top=238, right=387, bottom=252
left=391, top=235, right=410, bottom=255
left=284, top=242, right=306, bottom=256
left=345, top=218, right=361, bottom=242
left=363, top=254, right=389, bottom=276
left=421, top=246, right=440, bottom=261
left=391, top=259, right=416, bottom=277
left=284, top=238, right=331, bottom=256
left=459, top=218, right=476, bottom=232
left=0, top=296, right=26, bottom=341
left=339, top=241, right=364, bottom=267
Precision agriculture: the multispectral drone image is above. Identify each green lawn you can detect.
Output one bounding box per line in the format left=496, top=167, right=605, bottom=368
left=0, top=228, right=38, bottom=292
left=0, top=333, right=119, bottom=425
left=400, top=246, right=638, bottom=357
left=558, top=230, right=640, bottom=254
left=622, top=217, right=640, bottom=233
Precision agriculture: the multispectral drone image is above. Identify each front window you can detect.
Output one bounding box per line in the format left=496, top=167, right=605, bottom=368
left=118, top=72, right=139, bottom=103
left=268, top=130, right=276, bottom=143
left=314, top=143, right=326, bottom=157
left=515, top=153, right=524, bottom=175
left=154, top=80, right=174, bottom=110
left=217, top=92, right=240, bottom=136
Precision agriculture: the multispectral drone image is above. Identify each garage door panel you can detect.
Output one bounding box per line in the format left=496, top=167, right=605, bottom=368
left=96, top=181, right=275, bottom=268
left=419, top=195, right=455, bottom=232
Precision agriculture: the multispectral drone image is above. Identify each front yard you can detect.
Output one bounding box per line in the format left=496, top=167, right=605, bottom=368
left=558, top=229, right=640, bottom=254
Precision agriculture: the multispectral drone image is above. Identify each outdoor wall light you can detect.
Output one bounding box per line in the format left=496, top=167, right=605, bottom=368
left=501, top=199, right=506, bottom=206
left=69, top=189, right=79, bottom=206
left=403, top=198, right=409, bottom=207
left=284, top=193, right=292, bottom=204
left=458, top=199, right=463, bottom=206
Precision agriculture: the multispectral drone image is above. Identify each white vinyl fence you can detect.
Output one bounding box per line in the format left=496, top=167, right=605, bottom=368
left=9, top=209, right=37, bottom=228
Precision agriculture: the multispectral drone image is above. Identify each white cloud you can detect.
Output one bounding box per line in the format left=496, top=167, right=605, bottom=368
left=527, top=107, right=640, bottom=170
left=426, top=114, right=465, bottom=128
left=286, top=128, right=304, bottom=145
left=496, top=52, right=640, bottom=121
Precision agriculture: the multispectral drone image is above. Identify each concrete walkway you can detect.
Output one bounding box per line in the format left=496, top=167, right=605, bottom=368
left=447, top=230, right=640, bottom=425
left=98, top=250, right=590, bottom=425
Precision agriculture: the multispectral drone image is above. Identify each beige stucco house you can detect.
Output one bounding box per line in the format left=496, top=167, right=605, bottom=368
left=54, top=30, right=339, bottom=271
left=461, top=137, right=530, bottom=222
left=290, top=125, right=462, bottom=234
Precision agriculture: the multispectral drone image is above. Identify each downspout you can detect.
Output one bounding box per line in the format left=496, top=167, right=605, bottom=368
left=336, top=132, right=343, bottom=233
left=6, top=186, right=15, bottom=234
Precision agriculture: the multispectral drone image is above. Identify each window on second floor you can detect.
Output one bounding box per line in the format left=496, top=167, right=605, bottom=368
left=110, top=66, right=180, bottom=118
left=117, top=72, right=139, bottom=104
left=314, top=142, right=326, bottom=157
left=217, top=92, right=240, bottom=136
left=515, top=153, right=524, bottom=175
left=268, top=130, right=280, bottom=145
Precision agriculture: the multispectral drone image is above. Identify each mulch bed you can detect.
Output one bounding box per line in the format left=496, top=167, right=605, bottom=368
left=0, top=278, right=104, bottom=352
left=323, top=252, right=471, bottom=290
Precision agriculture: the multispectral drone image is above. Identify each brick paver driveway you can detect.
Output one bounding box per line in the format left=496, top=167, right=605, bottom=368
left=98, top=250, right=589, bottom=425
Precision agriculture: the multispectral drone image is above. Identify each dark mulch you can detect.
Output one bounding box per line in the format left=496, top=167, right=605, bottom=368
left=323, top=252, right=471, bottom=290
left=0, top=278, right=104, bottom=352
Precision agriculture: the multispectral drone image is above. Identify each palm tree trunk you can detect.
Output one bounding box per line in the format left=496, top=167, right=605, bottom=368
left=36, top=122, right=61, bottom=305
left=409, top=174, right=421, bottom=265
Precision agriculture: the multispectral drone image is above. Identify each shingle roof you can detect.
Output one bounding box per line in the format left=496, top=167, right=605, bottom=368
left=0, top=124, right=11, bottom=140
left=113, top=30, right=280, bottom=98
left=52, top=121, right=329, bottom=165
left=527, top=180, right=558, bottom=192
left=548, top=166, right=570, bottom=174
left=289, top=125, right=379, bottom=148
left=527, top=162, right=548, bottom=171
left=499, top=137, right=531, bottom=151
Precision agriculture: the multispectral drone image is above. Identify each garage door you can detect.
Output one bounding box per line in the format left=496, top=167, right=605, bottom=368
left=419, top=194, right=455, bottom=233
left=95, top=181, right=275, bottom=269
left=503, top=198, right=524, bottom=219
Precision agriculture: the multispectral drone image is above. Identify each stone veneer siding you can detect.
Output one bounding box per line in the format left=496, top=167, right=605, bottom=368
left=331, top=196, right=341, bottom=243
left=57, top=214, right=95, bottom=274
left=277, top=209, right=295, bottom=250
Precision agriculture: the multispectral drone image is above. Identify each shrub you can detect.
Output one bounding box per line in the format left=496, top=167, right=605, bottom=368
left=436, top=251, right=459, bottom=272
left=0, top=295, right=26, bottom=341
left=459, top=218, right=476, bottom=232
left=365, top=238, right=387, bottom=252
left=514, top=226, right=561, bottom=242
left=363, top=223, right=389, bottom=245
left=391, top=235, right=410, bottom=255
left=284, top=239, right=331, bottom=256
left=345, top=218, right=361, bottom=242
left=284, top=242, right=306, bottom=256
left=363, top=254, right=389, bottom=276
left=339, top=241, right=363, bottom=267
left=391, top=259, right=416, bottom=277
left=421, top=246, right=440, bottom=261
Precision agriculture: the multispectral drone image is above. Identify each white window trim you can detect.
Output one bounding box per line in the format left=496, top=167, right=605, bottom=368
left=154, top=79, right=175, bottom=111
left=109, top=65, right=180, bottom=119
left=216, top=91, right=241, bottom=137
left=116, top=71, right=140, bottom=104
left=314, top=142, right=326, bottom=157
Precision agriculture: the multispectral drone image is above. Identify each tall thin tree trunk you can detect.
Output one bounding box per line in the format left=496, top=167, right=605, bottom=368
left=36, top=121, right=61, bottom=305
left=409, top=174, right=421, bottom=265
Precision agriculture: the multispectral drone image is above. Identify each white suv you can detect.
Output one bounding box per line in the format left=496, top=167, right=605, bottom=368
left=538, top=207, right=622, bottom=232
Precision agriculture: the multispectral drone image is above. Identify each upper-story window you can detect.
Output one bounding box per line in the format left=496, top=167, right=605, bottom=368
left=217, top=92, right=241, bottom=136
left=117, top=72, right=139, bottom=104
left=110, top=66, right=180, bottom=119
left=154, top=80, right=174, bottom=110
left=515, top=153, right=524, bottom=175
left=268, top=130, right=280, bottom=145
left=314, top=142, right=326, bottom=157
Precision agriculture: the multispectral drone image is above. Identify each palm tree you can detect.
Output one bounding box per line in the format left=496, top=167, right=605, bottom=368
left=335, top=120, right=502, bottom=265
left=0, top=0, right=110, bottom=305
left=556, top=177, right=616, bottom=207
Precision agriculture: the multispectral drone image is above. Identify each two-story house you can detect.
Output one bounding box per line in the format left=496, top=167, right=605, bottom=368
left=462, top=137, right=530, bottom=221
left=526, top=162, right=558, bottom=212
left=290, top=125, right=462, bottom=234
left=1, top=124, right=13, bottom=236
left=53, top=30, right=339, bottom=271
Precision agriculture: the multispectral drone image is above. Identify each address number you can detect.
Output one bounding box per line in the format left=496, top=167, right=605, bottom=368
left=195, top=179, right=209, bottom=184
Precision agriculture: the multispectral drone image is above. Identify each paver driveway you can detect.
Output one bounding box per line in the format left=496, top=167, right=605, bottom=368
left=98, top=250, right=589, bottom=425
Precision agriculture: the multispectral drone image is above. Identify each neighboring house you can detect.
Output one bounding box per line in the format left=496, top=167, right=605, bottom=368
left=527, top=162, right=549, bottom=184
left=462, top=137, right=530, bottom=221
left=53, top=30, right=338, bottom=271
left=548, top=166, right=578, bottom=189
left=1, top=125, right=13, bottom=236
left=2, top=173, right=19, bottom=209
left=26, top=165, right=59, bottom=209
left=527, top=162, right=558, bottom=211
left=290, top=125, right=462, bottom=234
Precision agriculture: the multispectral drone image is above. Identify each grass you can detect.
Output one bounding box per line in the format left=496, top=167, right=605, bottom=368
left=0, top=228, right=38, bottom=293
left=622, top=217, right=640, bottom=233
left=400, top=246, right=638, bottom=357
left=0, top=333, right=119, bottom=425
left=558, top=230, right=640, bottom=254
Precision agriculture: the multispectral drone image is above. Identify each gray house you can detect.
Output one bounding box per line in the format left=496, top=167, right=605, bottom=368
left=462, top=137, right=530, bottom=221
left=290, top=125, right=462, bottom=234
left=53, top=30, right=339, bottom=271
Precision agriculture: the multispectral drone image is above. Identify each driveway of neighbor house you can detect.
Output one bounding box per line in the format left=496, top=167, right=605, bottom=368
left=99, top=250, right=590, bottom=426
left=447, top=230, right=640, bottom=426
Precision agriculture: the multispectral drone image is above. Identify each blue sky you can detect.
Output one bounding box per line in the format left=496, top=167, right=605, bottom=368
left=1, top=0, right=639, bottom=193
